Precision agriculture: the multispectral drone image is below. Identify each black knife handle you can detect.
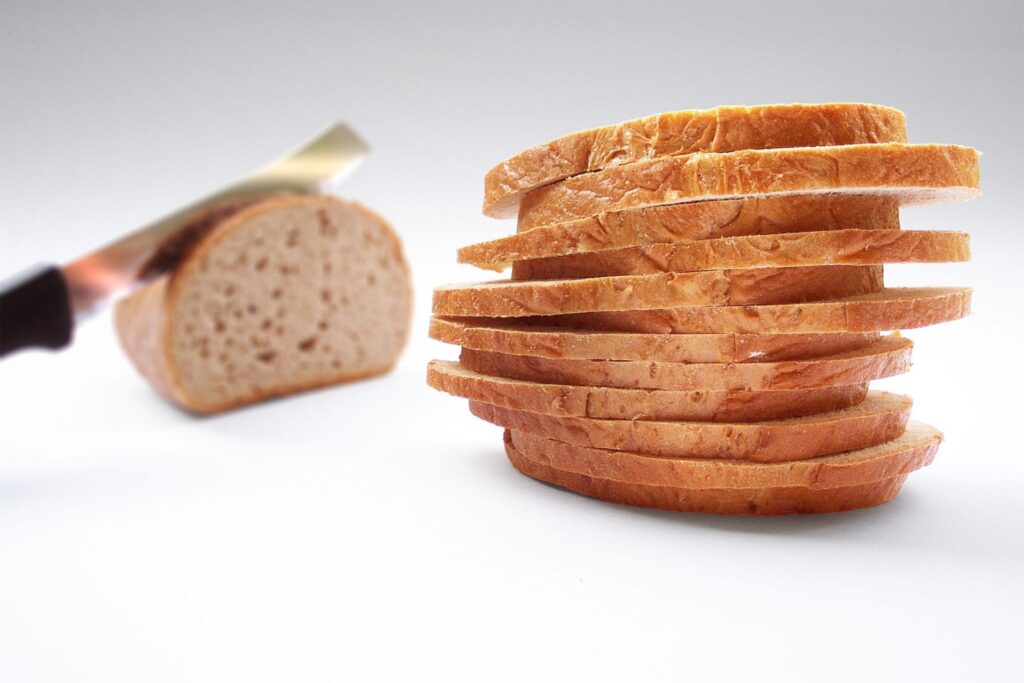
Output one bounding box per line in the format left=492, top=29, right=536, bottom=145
left=0, top=265, right=74, bottom=357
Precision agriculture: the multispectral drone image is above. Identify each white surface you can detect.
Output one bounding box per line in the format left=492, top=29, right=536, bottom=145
left=1, top=1, right=1023, bottom=681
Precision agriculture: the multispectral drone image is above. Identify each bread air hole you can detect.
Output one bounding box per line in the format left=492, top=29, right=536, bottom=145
left=317, top=209, right=338, bottom=238
left=257, top=351, right=277, bottom=363
left=297, top=337, right=317, bottom=352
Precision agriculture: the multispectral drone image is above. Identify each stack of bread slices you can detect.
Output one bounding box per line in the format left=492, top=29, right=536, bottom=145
left=428, top=103, right=978, bottom=515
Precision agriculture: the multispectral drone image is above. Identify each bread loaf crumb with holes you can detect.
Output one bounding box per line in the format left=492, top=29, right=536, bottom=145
left=116, top=194, right=411, bottom=413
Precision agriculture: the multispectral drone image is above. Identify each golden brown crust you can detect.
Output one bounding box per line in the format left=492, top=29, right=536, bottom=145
left=540, top=287, right=971, bottom=334
left=114, top=277, right=179, bottom=402
left=430, top=317, right=878, bottom=362
left=475, top=392, right=912, bottom=463
left=115, top=194, right=412, bottom=414
left=427, top=360, right=869, bottom=422
left=462, top=195, right=901, bottom=269
left=483, top=103, right=908, bottom=218
left=459, top=335, right=911, bottom=391
left=506, top=417, right=937, bottom=480
left=516, top=144, right=981, bottom=231
left=505, top=433, right=917, bottom=515
left=512, top=230, right=971, bottom=280
left=433, top=265, right=883, bottom=317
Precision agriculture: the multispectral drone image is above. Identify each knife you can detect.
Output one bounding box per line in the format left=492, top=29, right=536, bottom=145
left=0, top=122, right=370, bottom=358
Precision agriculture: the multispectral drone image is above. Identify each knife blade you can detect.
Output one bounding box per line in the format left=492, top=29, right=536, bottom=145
left=63, top=121, right=369, bottom=321
left=0, top=121, right=369, bottom=357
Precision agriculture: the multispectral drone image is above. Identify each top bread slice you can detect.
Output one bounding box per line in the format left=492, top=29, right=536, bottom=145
left=517, top=143, right=980, bottom=231
left=115, top=194, right=412, bottom=413
left=461, top=194, right=901, bottom=269
left=483, top=103, right=908, bottom=217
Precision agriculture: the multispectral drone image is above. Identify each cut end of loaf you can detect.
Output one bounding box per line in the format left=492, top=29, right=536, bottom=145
left=116, top=195, right=412, bottom=413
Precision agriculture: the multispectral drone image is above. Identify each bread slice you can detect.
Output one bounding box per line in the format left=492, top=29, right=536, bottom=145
left=116, top=195, right=412, bottom=413
left=503, top=426, right=939, bottom=515
left=517, top=143, right=980, bottom=231
left=430, top=318, right=879, bottom=363
left=479, top=392, right=911, bottom=462
left=427, top=360, right=869, bottom=422
left=512, top=229, right=970, bottom=280
left=507, top=425, right=934, bottom=491
left=461, top=195, right=900, bottom=270
left=539, top=287, right=971, bottom=334
left=483, top=103, right=908, bottom=217
left=432, top=265, right=882, bottom=318
left=459, top=335, right=911, bottom=391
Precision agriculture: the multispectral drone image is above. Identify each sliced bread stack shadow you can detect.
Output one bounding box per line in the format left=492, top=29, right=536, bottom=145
left=428, top=103, right=978, bottom=515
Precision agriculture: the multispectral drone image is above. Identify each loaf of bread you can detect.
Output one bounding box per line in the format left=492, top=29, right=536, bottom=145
left=116, top=194, right=412, bottom=413
left=430, top=103, right=977, bottom=514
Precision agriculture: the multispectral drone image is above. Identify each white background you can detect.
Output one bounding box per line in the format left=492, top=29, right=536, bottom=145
left=1, top=1, right=1022, bottom=680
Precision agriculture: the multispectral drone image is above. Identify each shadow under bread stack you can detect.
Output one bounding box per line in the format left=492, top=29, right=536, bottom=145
left=428, top=103, right=978, bottom=515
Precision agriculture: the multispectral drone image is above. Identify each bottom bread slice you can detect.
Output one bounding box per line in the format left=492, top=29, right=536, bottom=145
left=428, top=361, right=869, bottom=422
left=472, top=391, right=911, bottom=462
left=504, top=429, right=938, bottom=515
left=507, top=440, right=908, bottom=515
